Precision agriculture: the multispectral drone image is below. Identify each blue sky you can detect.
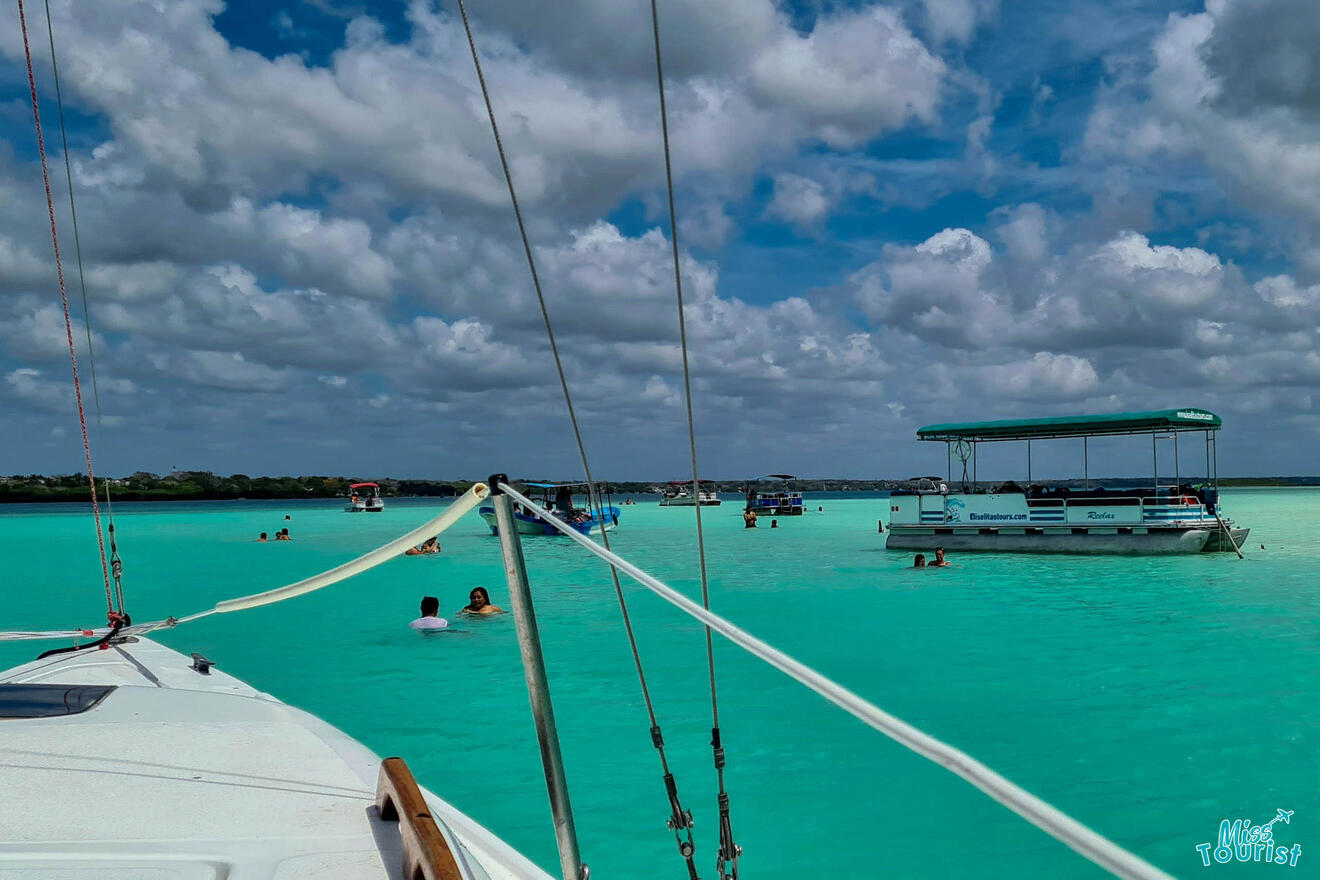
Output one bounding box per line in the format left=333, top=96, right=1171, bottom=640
left=2, top=0, right=1319, bottom=481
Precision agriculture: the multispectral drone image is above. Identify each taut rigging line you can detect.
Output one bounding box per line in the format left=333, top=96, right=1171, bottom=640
left=454, top=1, right=700, bottom=875
left=647, top=0, right=739, bottom=876
left=17, top=0, right=121, bottom=625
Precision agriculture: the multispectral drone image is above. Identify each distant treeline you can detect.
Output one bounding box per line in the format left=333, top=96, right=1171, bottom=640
left=0, top=471, right=1315, bottom=503
left=0, top=471, right=471, bottom=503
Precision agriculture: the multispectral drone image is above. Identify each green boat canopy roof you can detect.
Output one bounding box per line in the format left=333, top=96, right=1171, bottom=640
left=917, top=408, right=1221, bottom=442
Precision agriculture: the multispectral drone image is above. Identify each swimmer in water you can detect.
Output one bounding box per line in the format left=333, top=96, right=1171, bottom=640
left=460, top=587, right=504, bottom=615
left=930, top=547, right=950, bottom=567
left=256, top=532, right=268, bottom=542
left=743, top=508, right=758, bottom=528
left=404, top=536, right=441, bottom=556
left=770, top=519, right=779, bottom=529
left=913, top=554, right=926, bottom=568
left=409, top=596, right=449, bottom=631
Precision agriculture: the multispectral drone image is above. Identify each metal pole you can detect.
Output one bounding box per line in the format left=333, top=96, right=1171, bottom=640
left=1152, top=433, right=1158, bottom=493
left=947, top=441, right=951, bottom=484
left=1205, top=430, right=1210, bottom=485
left=973, top=442, right=978, bottom=490
left=1174, top=433, right=1180, bottom=488
left=489, top=476, right=587, bottom=880
left=1083, top=437, right=1089, bottom=490
left=1027, top=439, right=1032, bottom=485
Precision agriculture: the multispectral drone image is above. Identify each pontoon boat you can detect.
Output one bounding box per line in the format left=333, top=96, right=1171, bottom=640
left=743, top=474, right=804, bottom=516
left=886, top=409, right=1249, bottom=554
left=659, top=480, right=722, bottom=506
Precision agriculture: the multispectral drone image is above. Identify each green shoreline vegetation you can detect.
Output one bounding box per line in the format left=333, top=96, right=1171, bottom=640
left=0, top=471, right=1316, bottom=503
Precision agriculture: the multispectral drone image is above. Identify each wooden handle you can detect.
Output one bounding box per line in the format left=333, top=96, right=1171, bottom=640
left=375, top=756, right=465, bottom=880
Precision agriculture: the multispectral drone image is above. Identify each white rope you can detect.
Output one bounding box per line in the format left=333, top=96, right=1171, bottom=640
left=496, top=484, right=1174, bottom=880
left=0, top=629, right=100, bottom=642
left=0, top=484, right=490, bottom=640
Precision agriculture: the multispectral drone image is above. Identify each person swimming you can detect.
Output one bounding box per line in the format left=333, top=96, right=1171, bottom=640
left=770, top=518, right=779, bottom=529
left=409, top=596, right=449, bottom=631
left=913, top=554, right=926, bottom=567
left=460, top=587, right=504, bottom=615
left=275, top=528, right=291, bottom=541
left=404, top=536, right=441, bottom=556
left=256, top=532, right=268, bottom=542
left=743, top=508, right=757, bottom=528
left=930, top=547, right=950, bottom=567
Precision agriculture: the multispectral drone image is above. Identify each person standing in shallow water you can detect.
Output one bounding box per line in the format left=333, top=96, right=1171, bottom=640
left=770, top=519, right=779, bottom=529
left=930, top=547, right=950, bottom=567
left=410, top=596, right=448, bottom=631
left=460, top=587, right=504, bottom=616
left=913, top=554, right=926, bottom=567
left=743, top=508, right=757, bottom=528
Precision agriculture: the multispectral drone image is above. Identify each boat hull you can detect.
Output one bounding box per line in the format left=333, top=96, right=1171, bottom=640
left=659, top=498, right=722, bottom=506
left=0, top=637, right=553, bottom=880
left=886, top=526, right=1219, bottom=554
left=478, top=506, right=620, bottom=536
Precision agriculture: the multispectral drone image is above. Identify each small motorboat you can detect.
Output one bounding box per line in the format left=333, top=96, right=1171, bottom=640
left=658, top=480, right=722, bottom=506
left=479, top=482, right=620, bottom=536
left=345, top=482, right=385, bottom=513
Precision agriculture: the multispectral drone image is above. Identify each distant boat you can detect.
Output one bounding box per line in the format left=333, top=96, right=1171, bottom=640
left=344, top=482, right=384, bottom=513
left=744, top=473, right=805, bottom=516
left=479, top=482, right=619, bottom=536
left=886, top=408, right=1249, bottom=554
left=658, top=480, right=721, bottom=506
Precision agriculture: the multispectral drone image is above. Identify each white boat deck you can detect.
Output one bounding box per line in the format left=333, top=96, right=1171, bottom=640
left=0, top=638, right=551, bottom=880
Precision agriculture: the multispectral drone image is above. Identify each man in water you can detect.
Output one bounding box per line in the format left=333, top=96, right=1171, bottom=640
left=256, top=532, right=267, bottom=542
left=743, top=508, right=758, bottom=528
left=931, top=547, right=950, bottom=567
left=410, top=596, right=449, bottom=631
left=913, top=554, right=926, bottom=567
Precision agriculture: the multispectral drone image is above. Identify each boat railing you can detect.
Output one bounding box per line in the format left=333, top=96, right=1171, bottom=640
left=376, top=756, right=472, bottom=880
left=917, top=492, right=1216, bottom=525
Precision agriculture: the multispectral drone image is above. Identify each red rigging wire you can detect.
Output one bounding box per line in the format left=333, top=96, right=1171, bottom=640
left=18, top=0, right=114, bottom=618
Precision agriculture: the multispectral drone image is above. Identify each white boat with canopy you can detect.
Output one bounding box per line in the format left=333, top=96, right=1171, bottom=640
left=658, top=479, right=721, bottom=506
left=345, top=481, right=385, bottom=513
left=886, top=408, right=1249, bottom=554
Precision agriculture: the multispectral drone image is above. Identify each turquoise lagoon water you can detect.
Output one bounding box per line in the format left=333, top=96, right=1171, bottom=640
left=1, top=489, right=1317, bottom=878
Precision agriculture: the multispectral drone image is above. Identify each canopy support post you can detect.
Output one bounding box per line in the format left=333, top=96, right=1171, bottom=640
left=973, top=442, right=978, bottom=490
left=1174, top=433, right=1180, bottom=488
left=1027, top=439, right=1032, bottom=485
left=489, top=476, right=587, bottom=880
left=1152, top=433, right=1158, bottom=493
left=1083, top=437, right=1089, bottom=490
left=947, top=441, right=951, bottom=485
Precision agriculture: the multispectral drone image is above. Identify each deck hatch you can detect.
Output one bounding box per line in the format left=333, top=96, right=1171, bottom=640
left=0, top=683, right=116, bottom=718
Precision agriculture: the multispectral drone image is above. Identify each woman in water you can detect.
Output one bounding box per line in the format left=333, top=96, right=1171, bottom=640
left=404, top=536, right=441, bottom=556
left=460, top=587, right=504, bottom=615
